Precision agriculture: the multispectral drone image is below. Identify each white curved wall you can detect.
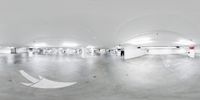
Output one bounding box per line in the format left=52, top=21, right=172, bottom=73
left=124, top=45, right=146, bottom=59
left=0, top=47, right=11, bottom=54
left=147, top=48, right=187, bottom=55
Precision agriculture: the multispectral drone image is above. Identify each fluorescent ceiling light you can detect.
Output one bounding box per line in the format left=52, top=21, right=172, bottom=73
left=8, top=47, right=15, bottom=49
left=126, top=37, right=152, bottom=45
left=116, top=45, right=121, bottom=49
left=86, top=45, right=95, bottom=48
left=175, top=39, right=195, bottom=45
left=33, top=43, right=47, bottom=47
left=62, top=42, right=79, bottom=47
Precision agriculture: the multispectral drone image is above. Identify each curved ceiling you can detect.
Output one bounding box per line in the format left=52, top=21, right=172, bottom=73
left=0, top=0, right=200, bottom=47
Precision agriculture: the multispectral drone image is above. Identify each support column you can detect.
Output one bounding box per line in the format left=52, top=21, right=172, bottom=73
left=81, top=48, right=86, bottom=58
left=10, top=47, right=16, bottom=54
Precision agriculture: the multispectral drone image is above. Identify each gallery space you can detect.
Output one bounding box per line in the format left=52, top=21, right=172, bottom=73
left=0, top=0, right=200, bottom=100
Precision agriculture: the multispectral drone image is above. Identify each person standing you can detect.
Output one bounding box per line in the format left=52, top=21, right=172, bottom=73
left=121, top=48, right=125, bottom=59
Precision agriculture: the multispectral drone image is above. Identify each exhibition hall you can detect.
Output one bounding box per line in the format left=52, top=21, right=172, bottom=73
left=0, top=0, right=200, bottom=100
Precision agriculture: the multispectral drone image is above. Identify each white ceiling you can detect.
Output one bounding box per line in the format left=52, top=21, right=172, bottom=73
left=0, top=0, right=200, bottom=47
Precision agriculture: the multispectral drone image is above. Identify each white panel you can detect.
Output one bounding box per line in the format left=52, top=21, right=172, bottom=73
left=0, top=47, right=11, bottom=54
left=195, top=46, right=200, bottom=54
left=20, top=70, right=77, bottom=89
left=147, top=48, right=187, bottom=55
left=16, top=48, right=27, bottom=53
left=124, top=45, right=146, bottom=59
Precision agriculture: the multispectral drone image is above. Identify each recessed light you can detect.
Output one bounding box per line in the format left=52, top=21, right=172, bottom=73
left=62, top=42, right=79, bottom=47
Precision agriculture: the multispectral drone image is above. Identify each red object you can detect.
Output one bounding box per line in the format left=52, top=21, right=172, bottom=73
left=189, top=46, right=195, bottom=49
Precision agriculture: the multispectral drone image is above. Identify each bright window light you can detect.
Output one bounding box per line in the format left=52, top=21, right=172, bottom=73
left=175, top=39, right=195, bottom=45
left=62, top=42, right=79, bottom=47
left=126, top=37, right=152, bottom=45
left=33, top=43, right=47, bottom=47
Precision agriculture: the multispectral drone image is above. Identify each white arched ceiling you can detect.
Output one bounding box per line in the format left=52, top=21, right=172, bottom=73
left=124, top=31, right=196, bottom=46
left=0, top=0, right=200, bottom=47
left=118, top=14, right=200, bottom=46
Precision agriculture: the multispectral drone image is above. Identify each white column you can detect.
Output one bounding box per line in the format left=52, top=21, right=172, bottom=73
left=188, top=49, right=195, bottom=58
left=81, top=48, right=86, bottom=58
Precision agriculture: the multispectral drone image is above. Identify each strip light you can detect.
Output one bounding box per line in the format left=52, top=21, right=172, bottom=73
left=144, top=46, right=177, bottom=49
left=86, top=45, right=95, bottom=48
left=62, top=42, right=79, bottom=47
left=33, top=43, right=48, bottom=47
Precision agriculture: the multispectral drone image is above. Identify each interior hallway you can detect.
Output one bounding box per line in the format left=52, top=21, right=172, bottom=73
left=0, top=54, right=200, bottom=100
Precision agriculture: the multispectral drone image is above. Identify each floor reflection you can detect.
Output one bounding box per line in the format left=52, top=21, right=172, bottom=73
left=0, top=54, right=200, bottom=100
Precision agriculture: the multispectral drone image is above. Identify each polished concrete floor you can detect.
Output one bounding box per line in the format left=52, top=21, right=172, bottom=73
left=0, top=53, right=200, bottom=100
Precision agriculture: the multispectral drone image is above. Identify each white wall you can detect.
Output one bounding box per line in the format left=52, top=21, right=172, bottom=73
left=124, top=45, right=146, bottom=59
left=192, top=46, right=200, bottom=57
left=147, top=48, right=187, bottom=55
left=16, top=48, right=27, bottom=53
left=195, top=46, right=200, bottom=54
left=0, top=47, right=11, bottom=54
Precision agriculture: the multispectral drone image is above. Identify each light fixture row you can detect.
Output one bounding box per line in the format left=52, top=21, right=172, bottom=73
left=33, top=42, right=95, bottom=48
left=32, top=38, right=196, bottom=48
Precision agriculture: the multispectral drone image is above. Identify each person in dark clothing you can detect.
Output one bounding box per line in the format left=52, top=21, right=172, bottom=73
left=121, top=48, right=125, bottom=57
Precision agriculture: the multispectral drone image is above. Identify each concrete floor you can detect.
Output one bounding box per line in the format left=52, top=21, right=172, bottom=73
left=0, top=54, right=200, bottom=100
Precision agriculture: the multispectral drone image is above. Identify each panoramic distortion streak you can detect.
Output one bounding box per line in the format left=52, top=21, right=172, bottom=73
left=19, top=70, right=77, bottom=89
